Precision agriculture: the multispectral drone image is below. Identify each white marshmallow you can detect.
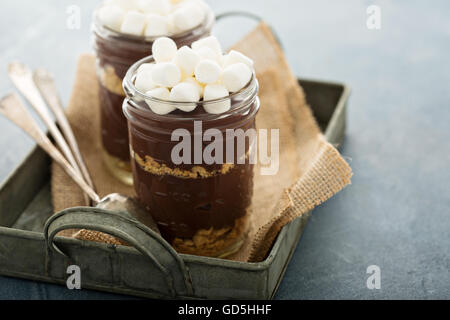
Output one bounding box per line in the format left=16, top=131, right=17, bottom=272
left=221, top=63, right=253, bottom=93
left=166, top=14, right=177, bottom=34
left=145, top=88, right=176, bottom=115
left=148, top=87, right=170, bottom=100
left=152, top=37, right=178, bottom=63
left=138, top=0, right=171, bottom=15
left=194, top=60, right=222, bottom=84
left=135, top=65, right=157, bottom=92
left=182, top=0, right=209, bottom=10
left=182, top=77, right=204, bottom=98
left=185, top=2, right=206, bottom=23
left=120, top=11, right=148, bottom=36
left=170, top=83, right=200, bottom=112
left=105, top=0, right=139, bottom=11
left=174, top=46, right=201, bottom=76
left=137, top=63, right=155, bottom=73
left=192, top=36, right=222, bottom=57
left=195, top=47, right=220, bottom=63
left=98, top=5, right=125, bottom=32
left=170, top=82, right=200, bottom=102
left=145, top=14, right=170, bottom=37
left=151, top=62, right=181, bottom=87
left=203, top=84, right=231, bottom=114
left=100, top=0, right=211, bottom=36
left=171, top=2, right=205, bottom=32
left=222, top=50, right=254, bottom=69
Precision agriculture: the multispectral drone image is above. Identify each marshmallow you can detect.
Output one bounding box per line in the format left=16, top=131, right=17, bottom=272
left=120, top=11, right=148, bottom=36
left=99, top=0, right=212, bottom=37
left=222, top=50, right=254, bottom=69
left=194, top=60, right=222, bottom=84
left=98, top=5, right=125, bottom=32
left=145, top=14, right=170, bottom=37
left=182, top=77, right=204, bottom=98
left=147, top=87, right=170, bottom=100
left=137, top=63, right=154, bottom=73
left=221, top=63, right=253, bottom=93
left=151, top=62, right=181, bottom=87
left=171, top=2, right=205, bottom=33
left=152, top=37, right=178, bottom=63
left=138, top=0, right=171, bottom=15
left=203, top=84, right=231, bottom=114
left=174, top=46, right=201, bottom=76
left=166, top=13, right=177, bottom=34
left=145, top=87, right=176, bottom=115
left=182, top=0, right=209, bottom=11
left=106, top=0, right=139, bottom=11
left=135, top=65, right=156, bottom=92
left=192, top=36, right=222, bottom=57
left=170, top=83, right=200, bottom=112
left=195, top=46, right=221, bottom=63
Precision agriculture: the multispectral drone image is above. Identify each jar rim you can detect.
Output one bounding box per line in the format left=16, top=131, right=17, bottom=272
left=123, top=56, right=260, bottom=121
left=92, top=3, right=215, bottom=42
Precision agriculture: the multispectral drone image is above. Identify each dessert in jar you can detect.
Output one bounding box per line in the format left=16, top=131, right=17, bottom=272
left=123, top=36, right=260, bottom=257
left=92, top=0, right=215, bottom=184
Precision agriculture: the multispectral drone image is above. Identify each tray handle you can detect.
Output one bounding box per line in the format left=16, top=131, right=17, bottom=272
left=44, top=208, right=193, bottom=298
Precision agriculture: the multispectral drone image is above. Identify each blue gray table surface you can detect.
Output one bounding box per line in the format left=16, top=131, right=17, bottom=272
left=0, top=0, right=449, bottom=300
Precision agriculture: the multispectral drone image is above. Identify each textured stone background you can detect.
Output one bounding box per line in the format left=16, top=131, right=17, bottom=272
left=0, top=0, right=449, bottom=299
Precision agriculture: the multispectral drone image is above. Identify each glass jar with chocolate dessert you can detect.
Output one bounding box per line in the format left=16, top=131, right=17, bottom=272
left=122, top=51, right=259, bottom=258
left=92, top=0, right=215, bottom=185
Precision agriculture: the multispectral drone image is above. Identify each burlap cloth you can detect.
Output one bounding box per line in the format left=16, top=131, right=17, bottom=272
left=52, top=23, right=352, bottom=262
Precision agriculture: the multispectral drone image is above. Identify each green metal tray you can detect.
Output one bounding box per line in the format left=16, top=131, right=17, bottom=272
left=0, top=78, right=350, bottom=299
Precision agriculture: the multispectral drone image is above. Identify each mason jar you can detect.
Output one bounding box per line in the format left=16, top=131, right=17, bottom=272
left=123, top=56, right=260, bottom=258
left=92, top=4, right=215, bottom=185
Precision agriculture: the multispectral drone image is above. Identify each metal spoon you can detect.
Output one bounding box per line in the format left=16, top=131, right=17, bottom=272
left=0, top=93, right=160, bottom=234
left=8, top=62, right=92, bottom=205
left=32, top=68, right=94, bottom=194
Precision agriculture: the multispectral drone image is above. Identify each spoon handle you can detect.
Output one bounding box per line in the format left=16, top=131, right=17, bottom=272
left=0, top=93, right=100, bottom=204
left=33, top=69, right=95, bottom=191
left=8, top=62, right=92, bottom=205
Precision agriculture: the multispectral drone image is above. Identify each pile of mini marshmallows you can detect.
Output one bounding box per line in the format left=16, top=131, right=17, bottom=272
left=98, top=0, right=209, bottom=37
left=133, top=36, right=254, bottom=115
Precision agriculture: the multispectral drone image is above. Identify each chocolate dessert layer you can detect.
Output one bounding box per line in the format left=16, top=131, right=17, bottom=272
left=125, top=99, right=259, bottom=171
left=99, top=82, right=130, bottom=161
left=132, top=153, right=254, bottom=241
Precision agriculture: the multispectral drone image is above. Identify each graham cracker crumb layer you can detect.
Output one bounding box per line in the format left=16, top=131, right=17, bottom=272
left=99, top=65, right=126, bottom=96
left=172, top=215, right=249, bottom=257
left=134, top=152, right=234, bottom=179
